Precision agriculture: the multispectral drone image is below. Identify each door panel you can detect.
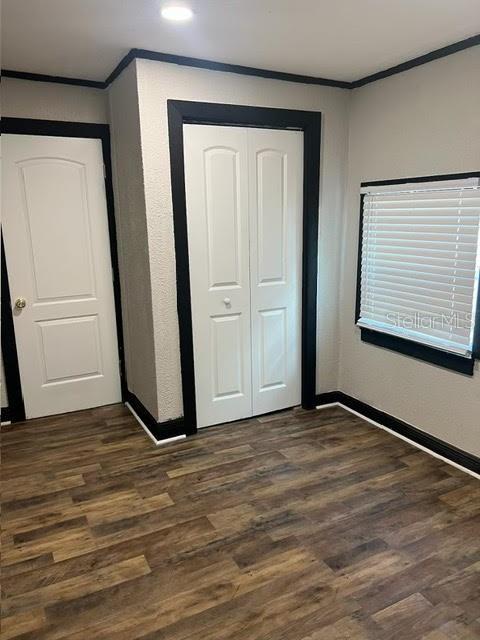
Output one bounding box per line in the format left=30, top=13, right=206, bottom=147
left=259, top=307, right=287, bottom=391
left=249, top=129, right=303, bottom=415
left=37, top=315, right=102, bottom=383
left=211, top=313, right=244, bottom=399
left=3, top=135, right=121, bottom=418
left=19, top=159, right=95, bottom=299
left=256, top=149, right=287, bottom=284
left=184, top=125, right=252, bottom=428
left=205, top=148, right=243, bottom=289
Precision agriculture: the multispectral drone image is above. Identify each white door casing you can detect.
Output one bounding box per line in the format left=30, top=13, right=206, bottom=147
left=2, top=134, right=121, bottom=419
left=184, top=124, right=303, bottom=428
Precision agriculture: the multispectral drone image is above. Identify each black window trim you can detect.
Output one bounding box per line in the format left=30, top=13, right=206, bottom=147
left=355, top=171, right=480, bottom=376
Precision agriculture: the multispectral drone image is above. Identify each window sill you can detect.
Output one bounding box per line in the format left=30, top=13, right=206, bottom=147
left=360, top=327, right=475, bottom=376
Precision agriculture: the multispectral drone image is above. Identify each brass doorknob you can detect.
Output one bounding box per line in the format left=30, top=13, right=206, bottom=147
left=15, top=298, right=27, bottom=309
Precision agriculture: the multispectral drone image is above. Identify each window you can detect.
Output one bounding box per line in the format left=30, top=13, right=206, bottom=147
left=356, top=174, right=480, bottom=374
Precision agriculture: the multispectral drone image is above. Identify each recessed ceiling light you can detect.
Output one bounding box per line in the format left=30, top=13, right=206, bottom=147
left=161, top=5, right=193, bottom=21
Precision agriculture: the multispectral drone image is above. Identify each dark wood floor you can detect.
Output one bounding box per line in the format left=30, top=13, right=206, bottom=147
left=1, top=404, right=479, bottom=640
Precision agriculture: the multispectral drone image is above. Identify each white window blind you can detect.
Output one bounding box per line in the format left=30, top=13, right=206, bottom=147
left=358, top=177, right=480, bottom=357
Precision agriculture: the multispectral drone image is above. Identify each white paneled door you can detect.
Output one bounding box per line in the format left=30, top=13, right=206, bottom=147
left=184, top=124, right=303, bottom=428
left=184, top=126, right=253, bottom=428
left=248, top=129, right=303, bottom=416
left=3, top=135, right=122, bottom=419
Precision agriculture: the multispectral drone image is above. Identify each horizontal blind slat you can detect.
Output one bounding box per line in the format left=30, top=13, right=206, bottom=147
left=361, top=281, right=474, bottom=306
left=360, top=274, right=475, bottom=296
left=363, top=257, right=476, bottom=271
left=360, top=293, right=473, bottom=316
left=363, top=245, right=477, bottom=254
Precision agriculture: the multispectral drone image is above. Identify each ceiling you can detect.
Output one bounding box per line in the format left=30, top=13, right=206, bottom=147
left=2, top=0, right=480, bottom=83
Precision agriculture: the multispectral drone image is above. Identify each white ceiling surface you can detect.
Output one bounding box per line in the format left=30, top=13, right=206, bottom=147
left=2, top=0, right=480, bottom=82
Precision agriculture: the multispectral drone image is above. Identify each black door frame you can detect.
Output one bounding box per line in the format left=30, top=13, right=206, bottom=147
left=1, top=117, right=126, bottom=422
left=167, top=100, right=322, bottom=434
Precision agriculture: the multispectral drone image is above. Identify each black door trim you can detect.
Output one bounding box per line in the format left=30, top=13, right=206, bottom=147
left=1, top=234, right=26, bottom=422
left=167, top=100, right=321, bottom=434
left=1, top=117, right=127, bottom=421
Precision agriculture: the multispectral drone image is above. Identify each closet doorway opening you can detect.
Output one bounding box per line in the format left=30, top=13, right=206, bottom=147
left=168, top=101, right=321, bottom=433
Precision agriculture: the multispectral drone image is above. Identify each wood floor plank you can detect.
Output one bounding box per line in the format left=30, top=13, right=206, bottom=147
left=0, top=607, right=47, bottom=640
left=2, top=556, right=151, bottom=617
left=1, top=403, right=478, bottom=639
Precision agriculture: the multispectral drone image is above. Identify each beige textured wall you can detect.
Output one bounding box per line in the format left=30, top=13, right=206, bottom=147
left=339, top=47, right=480, bottom=456
left=133, top=58, right=350, bottom=422
left=2, top=77, right=108, bottom=123
left=108, top=64, right=158, bottom=417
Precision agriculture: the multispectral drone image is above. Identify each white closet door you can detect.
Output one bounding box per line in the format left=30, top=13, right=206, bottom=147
left=2, top=135, right=122, bottom=419
left=248, top=129, right=303, bottom=415
left=184, top=125, right=253, bottom=428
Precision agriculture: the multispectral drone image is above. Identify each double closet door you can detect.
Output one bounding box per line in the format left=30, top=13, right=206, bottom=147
left=184, top=124, right=303, bottom=428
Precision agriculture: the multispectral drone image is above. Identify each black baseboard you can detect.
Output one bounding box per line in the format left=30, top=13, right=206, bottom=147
left=125, top=391, right=187, bottom=442
left=125, top=384, right=479, bottom=471
left=316, top=392, right=480, bottom=474
left=314, top=391, right=341, bottom=406
left=1, top=406, right=11, bottom=422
